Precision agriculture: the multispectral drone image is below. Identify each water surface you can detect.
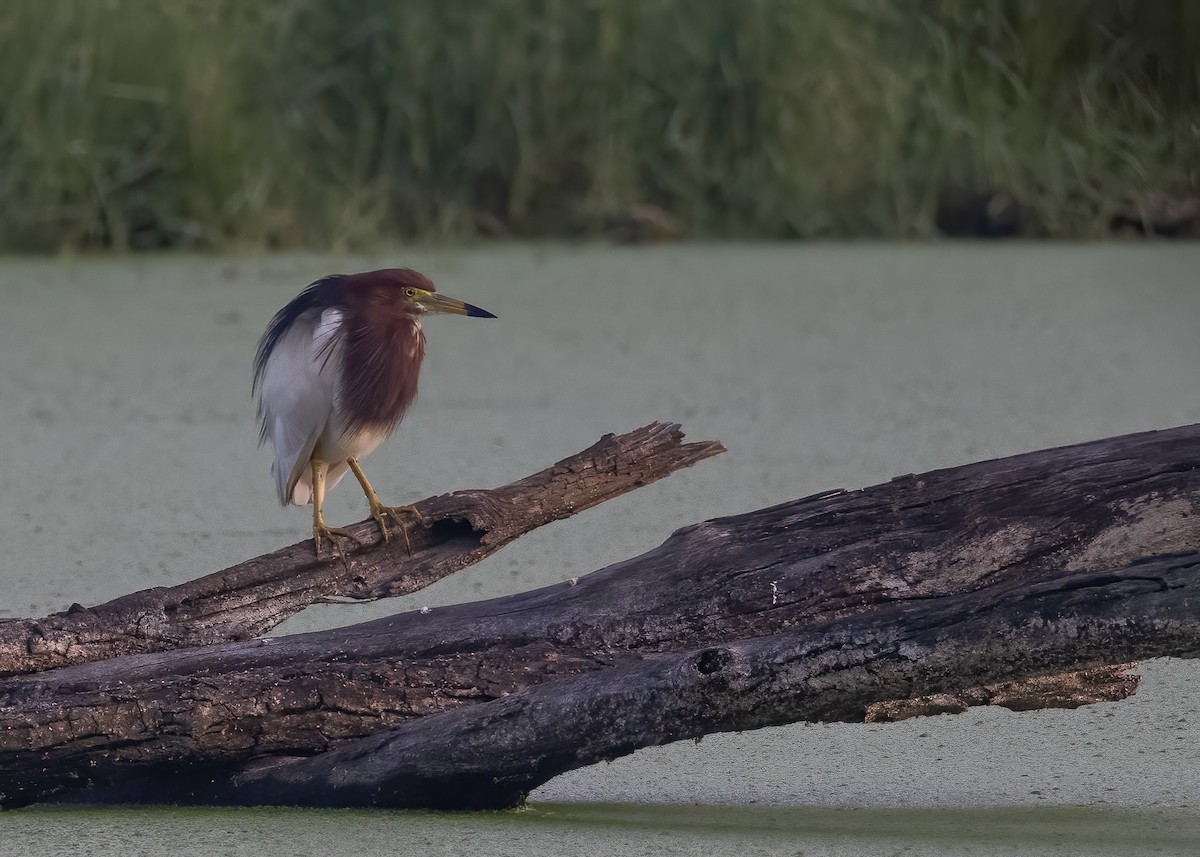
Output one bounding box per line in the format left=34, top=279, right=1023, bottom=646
left=1, top=244, right=1198, bottom=852
left=2, top=803, right=1195, bottom=857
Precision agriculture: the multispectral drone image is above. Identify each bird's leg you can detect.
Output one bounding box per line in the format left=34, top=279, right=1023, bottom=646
left=347, top=457, right=419, bottom=552
left=311, top=459, right=361, bottom=559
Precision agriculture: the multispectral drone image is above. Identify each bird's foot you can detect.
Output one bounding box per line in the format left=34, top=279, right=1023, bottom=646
left=369, top=504, right=421, bottom=553
left=312, top=523, right=362, bottom=560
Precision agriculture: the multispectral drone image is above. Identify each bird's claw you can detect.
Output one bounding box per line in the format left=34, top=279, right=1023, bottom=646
left=369, top=504, right=421, bottom=553
left=312, top=524, right=362, bottom=560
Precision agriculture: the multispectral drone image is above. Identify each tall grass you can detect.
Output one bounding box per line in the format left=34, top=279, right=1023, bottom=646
left=0, top=0, right=1196, bottom=250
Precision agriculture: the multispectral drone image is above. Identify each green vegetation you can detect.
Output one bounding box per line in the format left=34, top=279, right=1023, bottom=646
left=0, top=0, right=1196, bottom=250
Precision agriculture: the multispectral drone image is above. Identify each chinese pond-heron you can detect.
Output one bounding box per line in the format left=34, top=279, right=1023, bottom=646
left=253, top=268, right=496, bottom=554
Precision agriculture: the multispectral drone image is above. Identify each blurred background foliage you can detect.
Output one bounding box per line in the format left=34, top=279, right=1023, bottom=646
left=0, top=0, right=1196, bottom=251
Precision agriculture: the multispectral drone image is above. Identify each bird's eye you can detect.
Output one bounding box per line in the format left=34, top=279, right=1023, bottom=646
left=405, top=288, right=416, bottom=297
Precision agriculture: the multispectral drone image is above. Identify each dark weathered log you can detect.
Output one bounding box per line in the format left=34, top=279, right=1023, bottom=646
left=42, top=556, right=1200, bottom=810
left=0, top=422, right=724, bottom=677
left=217, top=556, right=1199, bottom=809
left=2, top=422, right=1200, bottom=808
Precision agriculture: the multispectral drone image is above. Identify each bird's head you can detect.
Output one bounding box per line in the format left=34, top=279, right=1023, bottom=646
left=364, top=268, right=497, bottom=319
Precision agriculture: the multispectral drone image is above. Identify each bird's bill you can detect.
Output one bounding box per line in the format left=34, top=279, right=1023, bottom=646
left=415, top=290, right=497, bottom=318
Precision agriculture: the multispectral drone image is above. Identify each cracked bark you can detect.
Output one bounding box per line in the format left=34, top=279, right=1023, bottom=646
left=215, top=557, right=1198, bottom=809
left=2, top=422, right=1199, bottom=809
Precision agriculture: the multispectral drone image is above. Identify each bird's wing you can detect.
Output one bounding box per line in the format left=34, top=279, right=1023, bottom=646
left=255, top=308, right=344, bottom=505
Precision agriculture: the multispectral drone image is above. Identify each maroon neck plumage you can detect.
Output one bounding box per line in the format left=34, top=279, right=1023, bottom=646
left=337, top=272, right=427, bottom=435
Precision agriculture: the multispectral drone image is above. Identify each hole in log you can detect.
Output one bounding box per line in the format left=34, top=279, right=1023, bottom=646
left=426, top=517, right=488, bottom=547
left=695, top=648, right=730, bottom=674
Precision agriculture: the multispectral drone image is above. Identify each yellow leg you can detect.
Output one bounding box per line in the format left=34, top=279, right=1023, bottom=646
left=347, top=457, right=419, bottom=552
left=311, top=459, right=361, bottom=558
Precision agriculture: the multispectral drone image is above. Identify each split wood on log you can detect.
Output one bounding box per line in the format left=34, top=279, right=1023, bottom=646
left=2, top=422, right=1199, bottom=809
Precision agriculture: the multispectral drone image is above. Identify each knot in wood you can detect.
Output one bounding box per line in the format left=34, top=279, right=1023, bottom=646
left=694, top=648, right=731, bottom=675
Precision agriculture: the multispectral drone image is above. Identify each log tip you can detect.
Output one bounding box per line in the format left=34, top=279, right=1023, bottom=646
left=575, top=421, right=725, bottom=468
left=631, top=421, right=727, bottom=460
left=687, top=439, right=728, bottom=459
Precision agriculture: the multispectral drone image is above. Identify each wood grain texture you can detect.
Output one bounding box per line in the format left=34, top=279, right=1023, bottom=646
left=216, top=556, right=1199, bottom=809
left=2, top=422, right=1199, bottom=808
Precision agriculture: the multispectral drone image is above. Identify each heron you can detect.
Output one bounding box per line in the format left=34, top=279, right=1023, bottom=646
left=253, top=268, right=496, bottom=555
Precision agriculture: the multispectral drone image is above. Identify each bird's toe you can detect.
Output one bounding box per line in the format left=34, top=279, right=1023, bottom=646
left=370, top=504, right=421, bottom=553
left=312, top=524, right=362, bottom=560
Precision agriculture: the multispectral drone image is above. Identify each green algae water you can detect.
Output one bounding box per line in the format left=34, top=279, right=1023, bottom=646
left=2, top=804, right=1196, bottom=857
left=1, top=245, right=1198, bottom=853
